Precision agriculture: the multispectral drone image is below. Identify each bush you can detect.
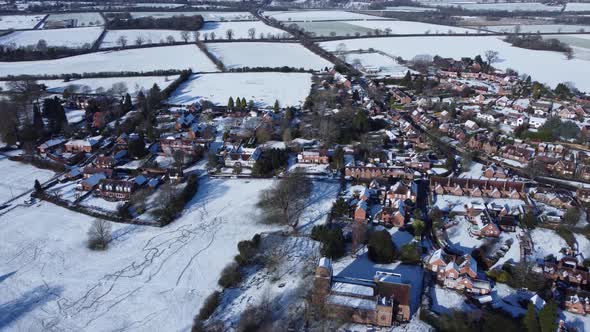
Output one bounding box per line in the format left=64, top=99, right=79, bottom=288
left=367, top=230, right=396, bottom=264
left=487, top=269, right=511, bottom=283
left=311, top=225, right=346, bottom=259
left=198, top=291, right=221, bottom=321
left=235, top=234, right=262, bottom=266
left=399, top=243, right=421, bottom=264
left=218, top=262, right=242, bottom=288
left=556, top=226, right=575, bottom=247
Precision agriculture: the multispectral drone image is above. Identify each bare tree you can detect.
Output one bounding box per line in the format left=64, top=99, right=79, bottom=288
left=116, top=35, right=128, bottom=48
left=181, top=31, right=190, bottom=43
left=166, top=35, right=175, bottom=44
left=484, top=50, right=500, bottom=66
left=226, top=29, right=234, bottom=40
left=135, top=36, right=145, bottom=46
left=248, top=27, right=256, bottom=39
left=257, top=172, right=312, bottom=230
left=110, top=82, right=128, bottom=97
left=87, top=219, right=112, bottom=250
left=193, top=31, right=200, bottom=42
left=210, top=32, right=216, bottom=40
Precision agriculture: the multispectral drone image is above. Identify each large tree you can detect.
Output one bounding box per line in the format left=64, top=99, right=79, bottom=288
left=257, top=172, right=312, bottom=229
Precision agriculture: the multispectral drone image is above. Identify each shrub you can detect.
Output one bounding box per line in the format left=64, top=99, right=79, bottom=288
left=399, top=243, right=421, bottom=264
left=367, top=230, right=396, bottom=264
left=218, top=262, right=242, bottom=288
left=198, top=291, right=221, bottom=321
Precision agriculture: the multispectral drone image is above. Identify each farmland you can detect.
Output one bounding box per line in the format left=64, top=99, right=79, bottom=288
left=36, top=75, right=180, bottom=95
left=200, top=21, right=291, bottom=40
left=43, top=12, right=105, bottom=28
left=0, top=27, right=103, bottom=49
left=207, top=42, right=332, bottom=70
left=100, top=29, right=189, bottom=48
left=125, top=11, right=255, bottom=21
left=166, top=72, right=312, bottom=107
left=0, top=14, right=45, bottom=30
left=264, top=10, right=386, bottom=22
left=0, top=44, right=218, bottom=77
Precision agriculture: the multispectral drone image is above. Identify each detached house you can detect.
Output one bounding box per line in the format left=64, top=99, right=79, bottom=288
left=427, top=249, right=491, bottom=295
left=298, top=150, right=329, bottom=164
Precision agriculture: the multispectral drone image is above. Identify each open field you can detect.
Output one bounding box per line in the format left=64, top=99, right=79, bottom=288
left=565, top=2, right=590, bottom=12
left=321, top=36, right=590, bottom=91
left=200, top=21, right=291, bottom=40
left=0, top=156, right=54, bottom=202
left=546, top=34, right=590, bottom=60
left=167, top=72, right=312, bottom=107
left=36, top=75, right=180, bottom=95
left=429, top=2, right=563, bottom=12
left=0, top=27, right=103, bottom=49
left=295, top=19, right=478, bottom=37
left=264, top=10, right=387, bottom=22
left=100, top=29, right=188, bottom=48
left=43, top=12, right=104, bottom=28
left=486, top=24, right=590, bottom=34
left=0, top=14, right=45, bottom=30
left=0, top=178, right=281, bottom=331
left=207, top=42, right=332, bottom=70
left=0, top=44, right=218, bottom=77
left=125, top=11, right=255, bottom=21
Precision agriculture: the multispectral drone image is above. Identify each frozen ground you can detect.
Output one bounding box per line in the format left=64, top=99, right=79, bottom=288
left=0, top=177, right=285, bottom=331
left=207, top=42, right=332, bottom=70
left=0, top=44, right=218, bottom=77
left=0, top=27, right=103, bottom=49
left=200, top=21, right=291, bottom=40
left=127, top=11, right=255, bottom=21
left=0, top=14, right=45, bottom=30
left=167, top=72, right=312, bottom=107
left=100, top=29, right=189, bottom=48
left=321, top=36, right=590, bottom=92
left=37, top=75, right=179, bottom=95
left=564, top=2, right=590, bottom=12
left=264, top=10, right=386, bottom=22
left=0, top=155, right=55, bottom=203
left=296, top=180, right=339, bottom=234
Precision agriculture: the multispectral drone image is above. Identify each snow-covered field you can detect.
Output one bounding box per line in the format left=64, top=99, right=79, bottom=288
left=565, top=2, right=590, bottom=12
left=127, top=11, right=255, bottom=21
left=486, top=24, right=590, bottom=34
left=43, top=12, right=104, bottom=28
left=199, top=21, right=291, bottom=40
left=0, top=156, right=54, bottom=203
left=167, top=72, right=312, bottom=107
left=350, top=20, right=479, bottom=35
left=0, top=177, right=283, bottom=331
left=0, top=44, right=218, bottom=77
left=37, top=75, right=179, bottom=95
left=207, top=42, right=332, bottom=70
left=0, top=14, right=45, bottom=30
left=344, top=52, right=413, bottom=78
left=0, top=27, right=103, bottom=49
left=530, top=228, right=567, bottom=260
left=100, top=29, right=188, bottom=48
left=321, top=36, right=590, bottom=92
left=294, top=19, right=478, bottom=37
left=429, top=2, right=563, bottom=12
left=264, top=10, right=387, bottom=22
